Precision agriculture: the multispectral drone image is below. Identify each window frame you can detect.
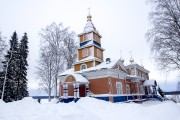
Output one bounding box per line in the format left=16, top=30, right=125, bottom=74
left=116, top=82, right=123, bottom=94
left=82, top=48, right=88, bottom=57
left=80, top=64, right=87, bottom=70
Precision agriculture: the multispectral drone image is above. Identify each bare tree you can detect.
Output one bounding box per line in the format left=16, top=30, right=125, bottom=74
left=62, top=31, right=77, bottom=69
left=146, top=0, right=180, bottom=71
left=37, top=47, right=55, bottom=101
left=37, top=22, right=77, bottom=99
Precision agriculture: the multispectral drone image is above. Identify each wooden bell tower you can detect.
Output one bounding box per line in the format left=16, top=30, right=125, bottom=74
left=74, top=13, right=105, bottom=71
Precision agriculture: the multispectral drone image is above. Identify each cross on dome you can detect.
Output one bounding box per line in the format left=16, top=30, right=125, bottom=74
left=129, top=51, right=134, bottom=64
left=120, top=50, right=124, bottom=63
left=87, top=7, right=92, bottom=20
left=83, top=8, right=97, bottom=33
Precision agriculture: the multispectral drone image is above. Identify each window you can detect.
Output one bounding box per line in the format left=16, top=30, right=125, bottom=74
left=80, top=64, right=87, bottom=70
left=126, top=85, right=130, bottom=94
left=97, top=49, right=101, bottom=58
left=131, top=68, right=135, bottom=75
left=82, top=48, right=88, bottom=57
left=116, top=82, right=123, bottom=94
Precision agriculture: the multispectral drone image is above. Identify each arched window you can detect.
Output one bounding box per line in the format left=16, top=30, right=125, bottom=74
left=80, top=64, right=87, bottom=70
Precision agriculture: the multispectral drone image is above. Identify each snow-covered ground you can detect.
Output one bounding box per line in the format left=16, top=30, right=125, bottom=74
left=0, top=97, right=180, bottom=120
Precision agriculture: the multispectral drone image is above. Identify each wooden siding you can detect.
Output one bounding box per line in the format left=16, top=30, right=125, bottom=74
left=68, top=85, right=74, bottom=96
left=95, top=61, right=101, bottom=66
left=65, top=75, right=76, bottom=82
left=93, top=33, right=101, bottom=43
left=94, top=46, right=103, bottom=60
left=89, top=77, right=126, bottom=94
left=78, top=46, right=91, bottom=61
left=80, top=35, right=84, bottom=43
left=59, top=78, right=144, bottom=97
left=79, top=32, right=101, bottom=43
left=74, top=61, right=94, bottom=71
left=89, top=78, right=109, bottom=94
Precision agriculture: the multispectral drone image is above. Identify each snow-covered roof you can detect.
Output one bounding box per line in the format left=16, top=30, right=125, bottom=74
left=69, top=73, right=89, bottom=83
left=83, top=20, right=96, bottom=33
left=75, top=56, right=102, bottom=64
left=143, top=79, right=157, bottom=86
left=60, top=59, right=126, bottom=76
left=59, top=68, right=74, bottom=76
left=79, top=59, right=126, bottom=73
left=78, top=15, right=102, bottom=37
left=125, top=63, right=150, bottom=73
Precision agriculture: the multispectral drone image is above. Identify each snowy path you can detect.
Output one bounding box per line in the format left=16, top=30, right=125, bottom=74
left=0, top=97, right=180, bottom=120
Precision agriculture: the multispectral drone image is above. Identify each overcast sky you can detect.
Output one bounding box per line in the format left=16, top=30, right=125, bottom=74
left=0, top=0, right=179, bottom=95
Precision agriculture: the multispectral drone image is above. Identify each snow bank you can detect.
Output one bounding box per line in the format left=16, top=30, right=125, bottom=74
left=0, top=99, right=5, bottom=104
left=0, top=97, right=180, bottom=120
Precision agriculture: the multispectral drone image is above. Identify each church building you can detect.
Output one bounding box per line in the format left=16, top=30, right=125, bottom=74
left=59, top=13, right=157, bottom=102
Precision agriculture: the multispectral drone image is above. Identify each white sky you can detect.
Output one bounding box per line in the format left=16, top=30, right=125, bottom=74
left=0, top=0, right=179, bottom=94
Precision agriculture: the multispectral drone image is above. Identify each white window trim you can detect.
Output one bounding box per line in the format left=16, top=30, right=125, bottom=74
left=80, top=64, right=87, bottom=70
left=116, top=82, right=123, bottom=94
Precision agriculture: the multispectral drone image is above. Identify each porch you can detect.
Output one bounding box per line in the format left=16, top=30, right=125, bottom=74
left=60, top=74, right=89, bottom=99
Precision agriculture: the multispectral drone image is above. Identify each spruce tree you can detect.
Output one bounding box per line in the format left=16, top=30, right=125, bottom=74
left=0, top=32, right=19, bottom=102
left=0, top=32, right=29, bottom=102
left=17, top=33, right=29, bottom=100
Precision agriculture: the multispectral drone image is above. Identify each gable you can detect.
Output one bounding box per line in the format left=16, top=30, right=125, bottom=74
left=111, top=60, right=127, bottom=72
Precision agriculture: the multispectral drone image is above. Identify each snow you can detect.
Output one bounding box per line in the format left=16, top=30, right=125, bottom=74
left=60, top=73, right=89, bottom=83
left=60, top=59, right=126, bottom=76
left=77, top=59, right=126, bottom=73
left=59, top=68, right=74, bottom=76
left=0, top=97, right=180, bottom=120
left=69, top=73, right=89, bottom=83
left=77, top=56, right=102, bottom=63
left=143, top=79, right=156, bottom=86
left=83, top=20, right=96, bottom=33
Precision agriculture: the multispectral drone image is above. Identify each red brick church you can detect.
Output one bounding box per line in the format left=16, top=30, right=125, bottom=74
left=59, top=13, right=157, bottom=102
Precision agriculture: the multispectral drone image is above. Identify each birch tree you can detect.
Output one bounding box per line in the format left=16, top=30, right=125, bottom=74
left=0, top=32, right=19, bottom=102
left=62, top=31, right=77, bottom=69
left=37, top=22, right=77, bottom=99
left=0, top=32, right=7, bottom=71
left=146, top=0, right=180, bottom=71
left=37, top=47, right=55, bottom=101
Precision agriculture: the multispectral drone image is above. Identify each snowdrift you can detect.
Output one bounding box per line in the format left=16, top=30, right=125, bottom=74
left=0, top=97, right=180, bottom=120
